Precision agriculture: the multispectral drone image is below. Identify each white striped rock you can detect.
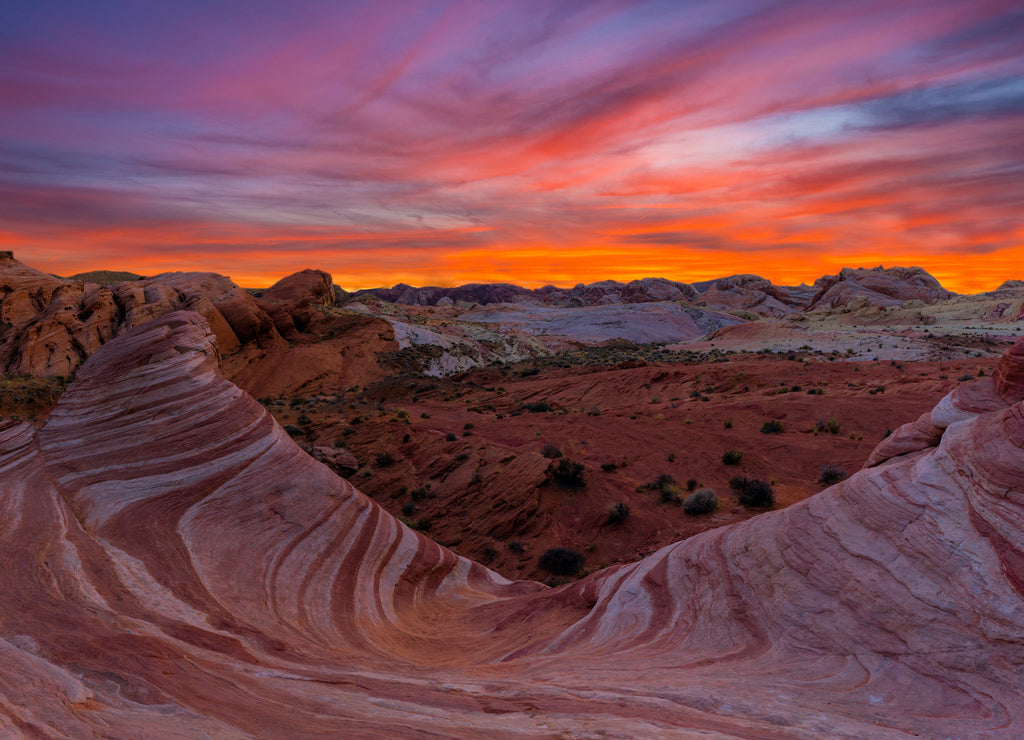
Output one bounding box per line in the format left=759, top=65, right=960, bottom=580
left=1, top=310, right=1022, bottom=738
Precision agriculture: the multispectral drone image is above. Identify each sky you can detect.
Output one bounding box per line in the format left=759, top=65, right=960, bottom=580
left=2, top=0, right=1023, bottom=292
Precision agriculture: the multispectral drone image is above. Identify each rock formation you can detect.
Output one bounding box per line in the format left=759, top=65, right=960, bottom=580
left=0, top=256, right=391, bottom=392
left=1, top=310, right=1023, bottom=737
left=694, top=273, right=809, bottom=317
left=808, top=265, right=954, bottom=310
left=354, top=277, right=699, bottom=308
left=0, top=255, right=284, bottom=375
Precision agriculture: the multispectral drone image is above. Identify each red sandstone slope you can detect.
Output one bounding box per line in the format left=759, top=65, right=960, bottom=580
left=1, top=311, right=1023, bottom=737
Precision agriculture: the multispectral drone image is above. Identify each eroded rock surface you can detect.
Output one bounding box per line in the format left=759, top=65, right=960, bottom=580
left=2, top=311, right=1024, bottom=737
left=0, top=256, right=284, bottom=375
left=809, top=265, right=954, bottom=310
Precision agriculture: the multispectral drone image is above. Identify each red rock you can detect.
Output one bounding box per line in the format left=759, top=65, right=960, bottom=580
left=311, top=444, right=359, bottom=475
left=2, top=311, right=1023, bottom=737
left=0, top=256, right=283, bottom=375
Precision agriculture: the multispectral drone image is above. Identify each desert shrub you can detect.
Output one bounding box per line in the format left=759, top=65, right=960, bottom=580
left=538, top=547, right=585, bottom=576
left=807, top=387, right=825, bottom=395
left=729, top=476, right=775, bottom=508
left=284, top=424, right=304, bottom=437
left=683, top=488, right=718, bottom=515
left=959, top=373, right=975, bottom=381
left=445, top=432, right=457, bottom=442
left=606, top=502, right=630, bottom=524
left=721, top=449, right=743, bottom=465
left=297, top=413, right=311, bottom=425
left=523, top=400, right=551, bottom=413
left=375, top=451, right=395, bottom=467
left=760, top=419, right=785, bottom=434
left=723, top=419, right=734, bottom=428
left=508, top=540, right=525, bottom=553
left=410, top=518, right=432, bottom=532
left=651, top=473, right=676, bottom=489
left=551, top=459, right=585, bottom=487
left=816, top=418, right=841, bottom=435
left=686, top=477, right=698, bottom=491
left=819, top=464, right=848, bottom=485
left=401, top=502, right=417, bottom=516
left=463, top=422, right=474, bottom=430
left=601, top=461, right=618, bottom=472
left=541, top=443, right=563, bottom=459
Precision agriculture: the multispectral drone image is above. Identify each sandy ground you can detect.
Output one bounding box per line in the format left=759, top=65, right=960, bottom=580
left=265, top=350, right=997, bottom=583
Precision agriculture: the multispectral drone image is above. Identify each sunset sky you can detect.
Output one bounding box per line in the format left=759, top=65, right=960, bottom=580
left=2, top=1, right=1023, bottom=292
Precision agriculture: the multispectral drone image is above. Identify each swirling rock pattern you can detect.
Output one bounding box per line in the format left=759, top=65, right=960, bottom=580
left=2, top=311, right=1023, bottom=738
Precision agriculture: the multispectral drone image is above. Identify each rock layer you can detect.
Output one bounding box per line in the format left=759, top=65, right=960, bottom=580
left=1, top=311, right=1024, bottom=737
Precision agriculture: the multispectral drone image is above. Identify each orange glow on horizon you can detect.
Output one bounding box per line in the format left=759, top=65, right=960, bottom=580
left=18, top=227, right=1022, bottom=296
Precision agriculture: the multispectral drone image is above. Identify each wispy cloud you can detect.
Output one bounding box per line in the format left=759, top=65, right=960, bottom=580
left=1, top=0, right=1022, bottom=291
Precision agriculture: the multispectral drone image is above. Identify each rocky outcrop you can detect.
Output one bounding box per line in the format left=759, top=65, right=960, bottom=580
left=696, top=273, right=808, bottom=317
left=1, top=311, right=1023, bottom=737
left=868, top=334, right=1024, bottom=467
left=0, top=256, right=285, bottom=375
left=808, top=265, right=954, bottom=310
left=310, top=444, right=359, bottom=476
left=259, top=268, right=337, bottom=337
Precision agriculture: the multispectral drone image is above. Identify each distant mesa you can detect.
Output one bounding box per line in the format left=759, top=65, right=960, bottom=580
left=68, top=270, right=144, bottom=285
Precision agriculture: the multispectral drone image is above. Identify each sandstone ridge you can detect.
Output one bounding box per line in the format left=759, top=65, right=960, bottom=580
left=1, top=310, right=1023, bottom=737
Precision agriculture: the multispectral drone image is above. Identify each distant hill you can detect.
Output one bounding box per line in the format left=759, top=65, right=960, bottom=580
left=69, top=270, right=144, bottom=284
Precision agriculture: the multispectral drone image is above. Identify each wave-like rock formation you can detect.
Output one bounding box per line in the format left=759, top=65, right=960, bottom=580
left=2, top=312, right=1024, bottom=737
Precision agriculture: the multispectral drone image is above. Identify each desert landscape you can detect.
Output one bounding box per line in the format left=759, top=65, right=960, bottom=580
left=4, top=1, right=1024, bottom=736
left=2, top=252, right=1024, bottom=737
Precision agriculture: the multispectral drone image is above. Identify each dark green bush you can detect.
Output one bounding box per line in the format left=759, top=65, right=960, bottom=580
left=606, top=502, right=630, bottom=524
left=761, top=420, right=785, bottom=434
left=683, top=488, right=718, bottom=515
left=816, top=418, right=842, bottom=435
left=538, top=548, right=585, bottom=576
left=722, top=449, right=743, bottom=465
left=729, top=476, right=775, bottom=508
left=541, top=443, right=563, bottom=459
left=551, top=459, right=585, bottom=487
left=819, top=464, right=848, bottom=485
